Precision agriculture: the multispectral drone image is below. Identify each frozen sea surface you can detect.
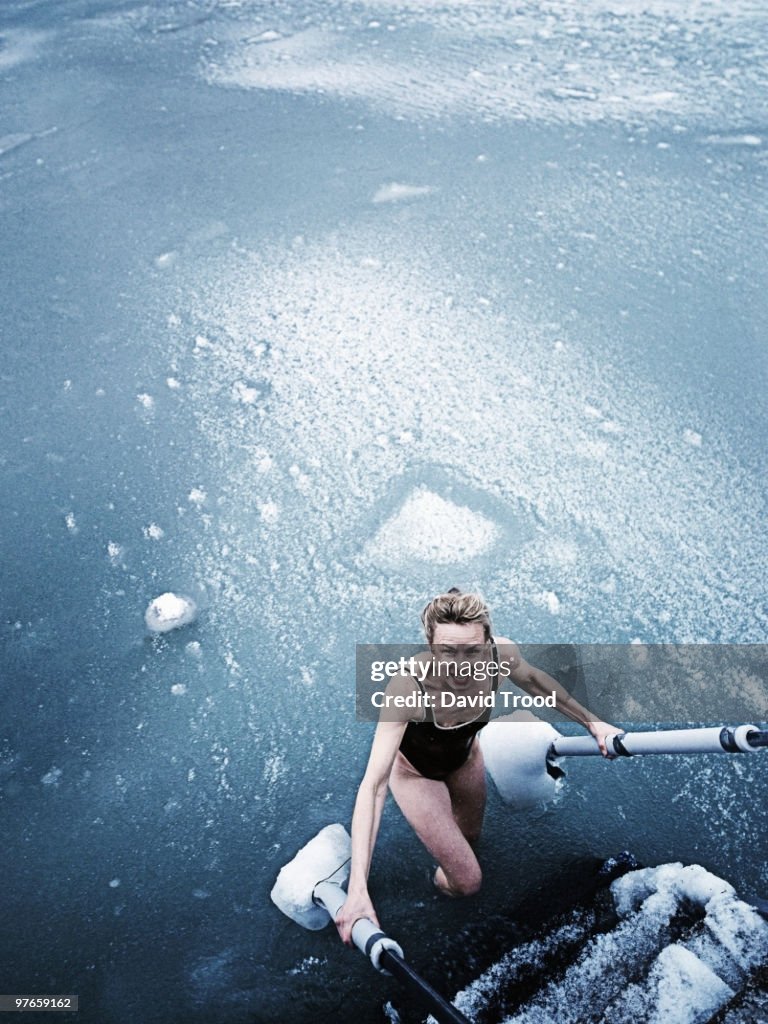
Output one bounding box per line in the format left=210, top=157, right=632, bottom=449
left=1, top=0, right=767, bottom=1022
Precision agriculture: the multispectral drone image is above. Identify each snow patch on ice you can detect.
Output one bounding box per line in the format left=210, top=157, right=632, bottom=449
left=202, top=3, right=768, bottom=128
left=169, top=227, right=768, bottom=645
left=0, top=29, right=50, bottom=71
left=365, top=488, right=499, bottom=566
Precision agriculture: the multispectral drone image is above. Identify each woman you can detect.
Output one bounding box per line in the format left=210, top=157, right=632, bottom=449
left=336, top=589, right=618, bottom=945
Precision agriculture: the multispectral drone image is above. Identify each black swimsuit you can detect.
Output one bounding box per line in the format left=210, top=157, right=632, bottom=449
left=398, top=637, right=500, bottom=781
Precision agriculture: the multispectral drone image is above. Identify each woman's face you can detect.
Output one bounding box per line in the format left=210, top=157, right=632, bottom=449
left=430, top=622, right=488, bottom=690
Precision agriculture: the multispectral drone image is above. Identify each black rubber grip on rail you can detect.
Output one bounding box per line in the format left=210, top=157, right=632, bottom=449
left=611, top=732, right=633, bottom=756
left=378, top=949, right=471, bottom=1024
left=721, top=727, right=768, bottom=751
left=363, top=931, right=387, bottom=958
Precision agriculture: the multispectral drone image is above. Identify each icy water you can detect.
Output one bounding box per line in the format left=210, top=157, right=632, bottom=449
left=1, top=1, right=767, bottom=1022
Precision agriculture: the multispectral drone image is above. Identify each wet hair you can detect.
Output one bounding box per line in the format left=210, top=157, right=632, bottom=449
left=420, top=588, right=493, bottom=644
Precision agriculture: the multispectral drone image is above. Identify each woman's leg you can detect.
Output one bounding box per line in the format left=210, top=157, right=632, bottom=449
left=445, top=738, right=487, bottom=847
left=388, top=746, right=486, bottom=896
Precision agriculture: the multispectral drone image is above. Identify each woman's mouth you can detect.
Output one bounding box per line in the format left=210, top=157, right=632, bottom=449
left=446, top=676, right=472, bottom=689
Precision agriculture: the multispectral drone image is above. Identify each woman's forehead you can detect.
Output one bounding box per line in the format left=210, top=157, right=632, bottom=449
left=432, top=622, right=486, bottom=644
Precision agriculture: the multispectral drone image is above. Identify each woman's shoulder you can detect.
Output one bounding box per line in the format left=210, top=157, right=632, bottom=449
left=381, top=672, right=429, bottom=724
left=491, top=636, right=523, bottom=677
left=493, top=634, right=520, bottom=652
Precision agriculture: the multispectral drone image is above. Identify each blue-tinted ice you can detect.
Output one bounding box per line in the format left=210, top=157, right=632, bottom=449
left=1, top=0, right=766, bottom=1021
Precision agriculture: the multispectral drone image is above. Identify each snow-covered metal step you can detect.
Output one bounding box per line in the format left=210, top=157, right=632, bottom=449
left=436, top=864, right=768, bottom=1024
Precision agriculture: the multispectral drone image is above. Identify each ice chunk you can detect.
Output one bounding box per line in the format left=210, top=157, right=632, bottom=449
left=0, top=132, right=34, bottom=158
left=107, top=541, right=123, bottom=564
left=683, top=428, right=702, bottom=447
left=372, top=182, right=433, bottom=203
left=703, top=134, right=762, bottom=147
left=155, top=251, right=178, bottom=269
left=259, top=501, right=279, bottom=524
left=232, top=380, right=260, bottom=404
left=637, top=91, right=678, bottom=106
left=144, top=592, right=197, bottom=633
left=270, top=823, right=351, bottom=930
left=251, top=29, right=282, bottom=44
left=532, top=589, right=560, bottom=615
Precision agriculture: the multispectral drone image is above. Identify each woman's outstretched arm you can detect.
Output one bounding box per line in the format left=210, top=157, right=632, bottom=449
left=335, top=678, right=415, bottom=945
left=496, top=638, right=619, bottom=758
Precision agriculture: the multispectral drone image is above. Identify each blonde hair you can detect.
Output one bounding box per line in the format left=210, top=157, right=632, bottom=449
left=420, top=588, right=493, bottom=644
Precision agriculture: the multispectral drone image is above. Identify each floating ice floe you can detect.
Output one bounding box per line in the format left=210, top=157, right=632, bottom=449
left=144, top=592, right=197, bottom=633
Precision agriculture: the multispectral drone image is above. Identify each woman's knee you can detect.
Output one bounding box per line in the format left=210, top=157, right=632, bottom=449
left=442, top=860, right=482, bottom=897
